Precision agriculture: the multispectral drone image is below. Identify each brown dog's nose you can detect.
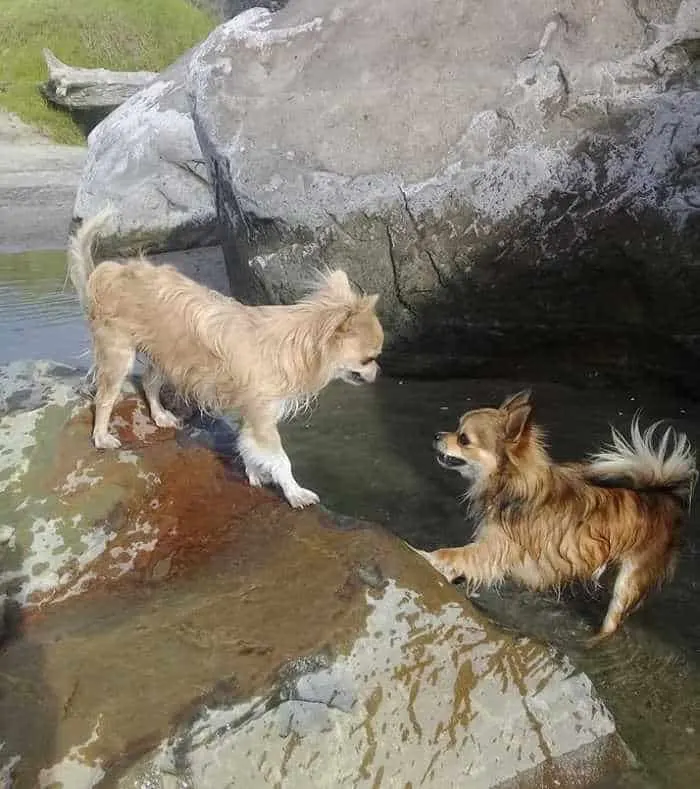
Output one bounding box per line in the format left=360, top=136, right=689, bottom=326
left=433, top=432, right=445, bottom=447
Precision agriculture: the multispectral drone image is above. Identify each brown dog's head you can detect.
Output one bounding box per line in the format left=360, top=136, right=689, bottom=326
left=433, top=390, right=534, bottom=484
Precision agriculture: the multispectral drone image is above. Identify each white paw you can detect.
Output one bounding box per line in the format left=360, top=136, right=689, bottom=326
left=153, top=410, right=181, bottom=429
left=247, top=470, right=263, bottom=487
left=246, top=466, right=272, bottom=487
left=93, top=432, right=122, bottom=450
left=284, top=486, right=320, bottom=509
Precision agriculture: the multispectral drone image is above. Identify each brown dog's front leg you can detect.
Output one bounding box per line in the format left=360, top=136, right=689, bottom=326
left=414, top=538, right=510, bottom=587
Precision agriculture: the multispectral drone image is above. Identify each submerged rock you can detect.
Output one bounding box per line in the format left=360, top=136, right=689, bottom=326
left=0, top=361, right=637, bottom=787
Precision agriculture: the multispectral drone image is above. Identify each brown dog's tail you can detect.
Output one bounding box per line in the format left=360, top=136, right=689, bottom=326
left=68, top=208, right=113, bottom=309
left=587, top=417, right=698, bottom=506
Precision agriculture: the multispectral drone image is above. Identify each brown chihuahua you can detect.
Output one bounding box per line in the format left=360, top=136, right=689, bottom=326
left=417, top=391, right=696, bottom=642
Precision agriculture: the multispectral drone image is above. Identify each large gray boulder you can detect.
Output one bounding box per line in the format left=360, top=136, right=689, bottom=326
left=72, top=49, right=217, bottom=252
left=190, top=0, right=700, bottom=383
left=75, top=0, right=700, bottom=383
left=71, top=5, right=283, bottom=253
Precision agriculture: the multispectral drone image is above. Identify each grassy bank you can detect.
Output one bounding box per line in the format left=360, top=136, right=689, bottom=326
left=0, top=0, right=215, bottom=144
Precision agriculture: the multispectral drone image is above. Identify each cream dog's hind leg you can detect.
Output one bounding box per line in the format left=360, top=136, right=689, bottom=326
left=142, top=362, right=182, bottom=429
left=92, top=328, right=134, bottom=449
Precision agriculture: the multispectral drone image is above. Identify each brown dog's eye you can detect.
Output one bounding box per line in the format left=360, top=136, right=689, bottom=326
left=457, top=433, right=470, bottom=447
left=361, top=355, right=379, bottom=365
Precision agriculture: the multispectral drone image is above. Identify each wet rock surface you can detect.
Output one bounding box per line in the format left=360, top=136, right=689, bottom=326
left=0, top=361, right=638, bottom=788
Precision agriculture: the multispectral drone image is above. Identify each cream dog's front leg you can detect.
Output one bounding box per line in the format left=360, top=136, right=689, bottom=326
left=237, top=411, right=319, bottom=508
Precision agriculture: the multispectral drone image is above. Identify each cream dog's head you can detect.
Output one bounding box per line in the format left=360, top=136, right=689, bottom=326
left=333, top=298, right=383, bottom=385
left=305, top=270, right=383, bottom=386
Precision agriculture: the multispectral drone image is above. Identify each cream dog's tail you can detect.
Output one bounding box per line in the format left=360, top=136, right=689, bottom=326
left=68, top=208, right=113, bottom=309
left=587, top=417, right=697, bottom=505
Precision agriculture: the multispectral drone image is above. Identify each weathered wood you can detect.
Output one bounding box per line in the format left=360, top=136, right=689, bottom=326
left=42, top=48, right=157, bottom=110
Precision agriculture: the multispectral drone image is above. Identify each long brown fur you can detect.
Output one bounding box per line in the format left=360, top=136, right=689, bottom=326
left=68, top=210, right=384, bottom=508
left=417, top=390, right=697, bottom=641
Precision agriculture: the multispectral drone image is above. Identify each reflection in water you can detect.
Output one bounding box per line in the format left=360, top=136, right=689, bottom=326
left=1, top=249, right=699, bottom=787
left=0, top=251, right=89, bottom=365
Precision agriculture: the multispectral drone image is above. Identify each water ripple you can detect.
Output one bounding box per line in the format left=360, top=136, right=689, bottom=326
left=0, top=251, right=89, bottom=365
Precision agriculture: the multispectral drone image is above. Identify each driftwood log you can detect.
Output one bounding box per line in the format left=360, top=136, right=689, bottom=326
left=42, top=48, right=157, bottom=110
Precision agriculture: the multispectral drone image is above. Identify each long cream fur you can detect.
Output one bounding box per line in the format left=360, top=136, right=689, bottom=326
left=68, top=210, right=384, bottom=508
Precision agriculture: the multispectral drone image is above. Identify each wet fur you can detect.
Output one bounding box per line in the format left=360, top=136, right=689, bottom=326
left=420, top=390, right=697, bottom=641
left=68, top=210, right=384, bottom=508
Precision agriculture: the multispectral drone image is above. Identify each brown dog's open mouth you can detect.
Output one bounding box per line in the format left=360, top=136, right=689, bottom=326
left=436, top=452, right=466, bottom=469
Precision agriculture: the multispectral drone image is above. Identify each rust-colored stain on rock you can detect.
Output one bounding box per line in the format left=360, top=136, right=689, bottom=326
left=1, top=396, right=414, bottom=787
left=79, top=444, right=272, bottom=588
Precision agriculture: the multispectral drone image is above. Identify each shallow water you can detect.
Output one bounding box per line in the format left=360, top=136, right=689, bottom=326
left=0, top=251, right=88, bottom=365
left=1, top=249, right=699, bottom=787
left=283, top=379, right=700, bottom=789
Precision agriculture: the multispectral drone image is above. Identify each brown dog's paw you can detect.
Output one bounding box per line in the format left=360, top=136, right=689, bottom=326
left=423, top=549, right=466, bottom=583
left=583, top=628, right=616, bottom=649
left=404, top=543, right=466, bottom=583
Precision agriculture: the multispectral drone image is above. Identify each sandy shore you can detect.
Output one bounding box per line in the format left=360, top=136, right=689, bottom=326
left=0, top=110, right=86, bottom=253
left=0, top=109, right=229, bottom=292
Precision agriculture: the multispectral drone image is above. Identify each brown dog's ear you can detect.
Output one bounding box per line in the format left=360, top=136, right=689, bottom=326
left=504, top=403, right=532, bottom=443
left=500, top=389, right=532, bottom=412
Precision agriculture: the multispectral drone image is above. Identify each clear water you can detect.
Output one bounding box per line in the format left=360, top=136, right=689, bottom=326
left=0, top=251, right=89, bottom=365
left=282, top=379, right=700, bottom=789
left=1, top=249, right=699, bottom=788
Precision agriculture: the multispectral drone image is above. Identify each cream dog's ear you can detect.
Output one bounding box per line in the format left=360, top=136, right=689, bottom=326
left=363, top=293, right=380, bottom=310
left=320, top=269, right=352, bottom=298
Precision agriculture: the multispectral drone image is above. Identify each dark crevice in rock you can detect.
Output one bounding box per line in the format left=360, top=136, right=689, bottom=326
left=398, top=185, right=450, bottom=289
left=628, top=0, right=652, bottom=30
left=385, top=223, right=417, bottom=318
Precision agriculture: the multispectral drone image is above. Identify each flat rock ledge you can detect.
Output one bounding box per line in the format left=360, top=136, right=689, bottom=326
left=0, top=360, right=637, bottom=787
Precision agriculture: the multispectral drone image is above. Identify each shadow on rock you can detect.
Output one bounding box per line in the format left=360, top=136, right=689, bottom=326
left=0, top=551, right=58, bottom=789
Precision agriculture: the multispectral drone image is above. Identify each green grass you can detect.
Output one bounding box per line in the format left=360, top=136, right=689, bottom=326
left=0, top=0, right=215, bottom=144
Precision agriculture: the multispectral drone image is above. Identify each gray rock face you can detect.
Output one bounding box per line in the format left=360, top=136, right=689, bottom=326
left=72, top=51, right=217, bottom=253
left=70, top=4, right=284, bottom=253
left=75, top=0, right=699, bottom=383
left=191, top=0, right=699, bottom=384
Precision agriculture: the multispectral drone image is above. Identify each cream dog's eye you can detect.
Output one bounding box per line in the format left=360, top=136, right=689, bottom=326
left=457, top=433, right=470, bottom=447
